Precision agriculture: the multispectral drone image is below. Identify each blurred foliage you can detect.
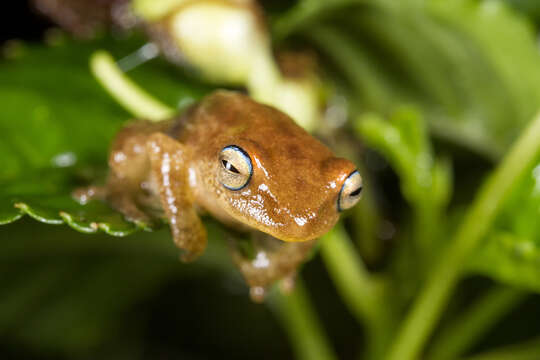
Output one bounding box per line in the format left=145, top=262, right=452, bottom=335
left=0, top=218, right=293, bottom=359
left=278, top=0, right=540, bottom=160
left=471, top=159, right=540, bottom=291
left=276, top=0, right=540, bottom=307
left=0, top=36, right=212, bottom=232
left=504, top=0, right=540, bottom=22
left=3, top=0, right=540, bottom=359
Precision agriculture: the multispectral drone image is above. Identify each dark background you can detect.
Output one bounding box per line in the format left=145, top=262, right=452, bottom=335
left=3, top=1, right=540, bottom=360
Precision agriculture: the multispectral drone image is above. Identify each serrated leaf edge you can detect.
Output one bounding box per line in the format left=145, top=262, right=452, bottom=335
left=0, top=201, right=148, bottom=237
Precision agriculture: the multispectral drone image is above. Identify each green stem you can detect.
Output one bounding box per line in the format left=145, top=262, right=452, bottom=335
left=351, top=178, right=383, bottom=264
left=385, top=111, right=540, bottom=360
left=273, top=0, right=371, bottom=40
left=462, top=336, right=540, bottom=360
left=414, top=202, right=440, bottom=266
left=320, top=223, right=391, bottom=359
left=427, top=287, right=527, bottom=360
left=270, top=280, right=338, bottom=360
left=320, top=223, right=379, bottom=324
left=90, top=50, right=175, bottom=121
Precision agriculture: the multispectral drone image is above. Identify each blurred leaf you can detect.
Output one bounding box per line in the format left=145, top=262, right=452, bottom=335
left=0, top=35, right=233, bottom=351
left=355, top=107, right=452, bottom=296
left=470, top=159, right=540, bottom=292
left=355, top=108, right=451, bottom=210
left=280, top=0, right=540, bottom=159
left=0, top=218, right=235, bottom=356
left=0, top=35, right=212, bottom=233
left=503, top=0, right=540, bottom=22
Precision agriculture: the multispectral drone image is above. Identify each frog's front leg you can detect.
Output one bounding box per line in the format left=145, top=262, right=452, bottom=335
left=229, top=233, right=316, bottom=302
left=146, top=133, right=207, bottom=262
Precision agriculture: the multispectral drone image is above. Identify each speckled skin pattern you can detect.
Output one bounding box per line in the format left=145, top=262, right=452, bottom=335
left=80, top=91, right=358, bottom=300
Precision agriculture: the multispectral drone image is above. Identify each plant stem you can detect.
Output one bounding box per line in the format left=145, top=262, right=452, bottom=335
left=90, top=50, right=175, bottom=121
left=427, top=287, right=527, bottom=360
left=273, top=0, right=371, bottom=40
left=320, top=223, right=391, bottom=359
left=385, top=111, right=540, bottom=360
left=414, top=202, right=440, bottom=266
left=270, top=280, right=338, bottom=360
left=461, top=336, right=540, bottom=360
left=320, top=223, right=379, bottom=324
left=351, top=176, right=383, bottom=264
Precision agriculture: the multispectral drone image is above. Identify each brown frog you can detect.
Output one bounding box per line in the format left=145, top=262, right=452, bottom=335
left=76, top=91, right=362, bottom=301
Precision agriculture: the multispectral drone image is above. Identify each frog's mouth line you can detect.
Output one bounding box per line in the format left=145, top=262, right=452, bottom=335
left=247, top=215, right=336, bottom=243
left=223, top=187, right=339, bottom=242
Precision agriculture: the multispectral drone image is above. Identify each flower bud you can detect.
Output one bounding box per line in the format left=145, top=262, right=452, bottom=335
left=136, top=0, right=277, bottom=85
left=265, top=51, right=324, bottom=132
left=271, top=77, right=322, bottom=132
left=136, top=1, right=324, bottom=131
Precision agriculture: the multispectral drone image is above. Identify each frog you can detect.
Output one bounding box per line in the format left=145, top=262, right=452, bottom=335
left=75, top=90, right=363, bottom=301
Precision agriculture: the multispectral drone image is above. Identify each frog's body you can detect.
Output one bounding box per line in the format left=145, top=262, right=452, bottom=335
left=77, top=91, right=362, bottom=300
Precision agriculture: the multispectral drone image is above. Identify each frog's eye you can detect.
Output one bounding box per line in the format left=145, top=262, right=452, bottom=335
left=338, top=170, right=363, bottom=211
left=218, top=145, right=253, bottom=190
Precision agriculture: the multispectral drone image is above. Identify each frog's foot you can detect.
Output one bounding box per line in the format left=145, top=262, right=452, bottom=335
left=229, top=235, right=316, bottom=302
left=172, top=215, right=207, bottom=263
left=113, top=195, right=155, bottom=227
left=248, top=276, right=295, bottom=303
left=178, top=245, right=204, bottom=263
left=249, top=286, right=268, bottom=303
left=279, top=273, right=297, bottom=295
left=72, top=185, right=106, bottom=204
left=245, top=271, right=295, bottom=302
left=242, top=265, right=297, bottom=302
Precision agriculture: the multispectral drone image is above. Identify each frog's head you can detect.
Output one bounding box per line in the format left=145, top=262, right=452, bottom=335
left=206, top=92, right=362, bottom=242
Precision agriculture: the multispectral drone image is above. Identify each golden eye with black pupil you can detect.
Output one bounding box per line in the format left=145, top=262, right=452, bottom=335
left=338, top=170, right=363, bottom=212
left=222, top=159, right=240, bottom=173
left=218, top=145, right=252, bottom=190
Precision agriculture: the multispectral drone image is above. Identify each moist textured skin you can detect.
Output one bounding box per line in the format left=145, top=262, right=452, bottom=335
left=76, top=91, right=358, bottom=301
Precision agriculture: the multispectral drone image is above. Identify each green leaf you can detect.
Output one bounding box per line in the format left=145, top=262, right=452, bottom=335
left=280, top=0, right=540, bottom=159
left=502, top=0, right=540, bottom=22
left=355, top=108, right=451, bottom=209
left=470, top=159, right=540, bottom=292
left=0, top=35, right=213, bottom=233
left=0, top=218, right=234, bottom=355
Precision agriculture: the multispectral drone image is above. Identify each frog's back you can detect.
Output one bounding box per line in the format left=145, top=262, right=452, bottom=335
left=175, top=91, right=332, bottom=163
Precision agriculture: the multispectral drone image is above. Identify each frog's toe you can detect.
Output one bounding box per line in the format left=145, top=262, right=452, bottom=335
left=279, top=273, right=297, bottom=294
left=107, top=194, right=153, bottom=225
left=171, top=221, right=207, bottom=263
left=178, top=249, right=202, bottom=263
left=132, top=216, right=159, bottom=230
left=122, top=207, right=154, bottom=226
left=249, top=286, right=268, bottom=303
left=72, top=185, right=106, bottom=204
